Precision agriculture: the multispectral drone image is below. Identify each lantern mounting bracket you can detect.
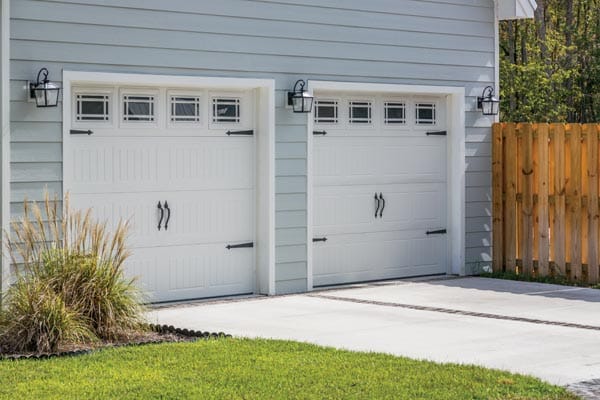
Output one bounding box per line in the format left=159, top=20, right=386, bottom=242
left=29, top=68, right=50, bottom=99
left=28, top=67, right=60, bottom=108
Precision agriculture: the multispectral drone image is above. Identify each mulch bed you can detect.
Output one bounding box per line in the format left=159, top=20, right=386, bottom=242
left=0, top=324, right=231, bottom=361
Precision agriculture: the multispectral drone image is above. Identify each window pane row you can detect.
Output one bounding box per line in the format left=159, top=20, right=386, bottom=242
left=315, top=100, right=436, bottom=126
left=76, top=94, right=243, bottom=125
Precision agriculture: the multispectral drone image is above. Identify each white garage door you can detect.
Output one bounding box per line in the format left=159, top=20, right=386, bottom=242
left=312, top=94, right=448, bottom=287
left=67, top=87, right=256, bottom=302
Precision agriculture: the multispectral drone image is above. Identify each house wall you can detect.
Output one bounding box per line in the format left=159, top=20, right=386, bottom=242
left=8, top=0, right=496, bottom=294
left=1, top=0, right=10, bottom=289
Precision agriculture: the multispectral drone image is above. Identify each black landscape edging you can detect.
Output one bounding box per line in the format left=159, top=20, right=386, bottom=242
left=0, top=324, right=232, bottom=361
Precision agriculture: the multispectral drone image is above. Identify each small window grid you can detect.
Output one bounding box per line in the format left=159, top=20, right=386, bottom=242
left=123, top=95, right=155, bottom=122
left=384, top=102, right=406, bottom=125
left=170, top=96, right=201, bottom=123
left=348, top=101, right=372, bottom=124
left=415, top=103, right=436, bottom=125
left=314, top=100, right=339, bottom=124
left=76, top=94, right=110, bottom=122
left=212, top=98, right=240, bottom=123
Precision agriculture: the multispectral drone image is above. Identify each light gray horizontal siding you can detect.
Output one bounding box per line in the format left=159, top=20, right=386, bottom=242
left=9, top=0, right=496, bottom=295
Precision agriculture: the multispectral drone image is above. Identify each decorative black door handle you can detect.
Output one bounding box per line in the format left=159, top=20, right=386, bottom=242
left=157, top=202, right=164, bottom=231
left=374, top=193, right=380, bottom=218
left=164, top=201, right=171, bottom=230
left=379, top=193, right=385, bottom=218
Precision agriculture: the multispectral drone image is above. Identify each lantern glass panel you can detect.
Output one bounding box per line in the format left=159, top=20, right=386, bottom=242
left=482, top=98, right=499, bottom=116
left=291, top=92, right=313, bottom=113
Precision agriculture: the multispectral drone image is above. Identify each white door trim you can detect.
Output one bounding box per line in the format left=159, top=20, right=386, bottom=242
left=306, top=80, right=466, bottom=290
left=62, top=71, right=276, bottom=296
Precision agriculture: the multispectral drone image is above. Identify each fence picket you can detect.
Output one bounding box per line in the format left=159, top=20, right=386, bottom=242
left=521, top=124, right=534, bottom=275
left=492, top=123, right=504, bottom=272
left=587, top=124, right=599, bottom=283
left=554, top=124, right=567, bottom=275
left=504, top=123, right=518, bottom=272
left=537, top=124, right=550, bottom=276
left=569, top=124, right=582, bottom=281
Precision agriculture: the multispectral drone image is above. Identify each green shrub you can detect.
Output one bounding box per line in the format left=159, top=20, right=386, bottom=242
left=0, top=278, right=93, bottom=353
left=39, top=249, right=144, bottom=340
left=1, top=193, right=146, bottom=353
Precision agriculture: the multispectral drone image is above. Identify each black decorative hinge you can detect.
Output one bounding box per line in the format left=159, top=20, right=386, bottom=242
left=226, top=242, right=254, bottom=250
left=426, top=131, right=447, bottom=136
left=70, top=129, right=93, bottom=135
left=313, top=130, right=327, bottom=136
left=312, top=237, right=328, bottom=242
left=226, top=130, right=254, bottom=136
left=426, top=229, right=447, bottom=235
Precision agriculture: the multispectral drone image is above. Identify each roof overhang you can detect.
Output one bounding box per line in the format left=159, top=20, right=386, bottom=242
left=497, top=0, right=537, bottom=20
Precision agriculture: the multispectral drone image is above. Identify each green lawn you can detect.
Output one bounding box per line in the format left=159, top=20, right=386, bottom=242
left=0, top=339, right=577, bottom=400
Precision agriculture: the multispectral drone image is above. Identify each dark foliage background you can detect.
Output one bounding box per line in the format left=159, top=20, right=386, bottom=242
left=500, top=0, right=600, bottom=122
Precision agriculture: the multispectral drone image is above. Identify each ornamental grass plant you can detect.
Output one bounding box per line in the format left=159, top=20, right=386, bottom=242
left=0, top=193, right=146, bottom=354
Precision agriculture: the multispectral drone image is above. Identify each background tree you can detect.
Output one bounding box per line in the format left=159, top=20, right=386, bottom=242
left=500, top=0, right=600, bottom=122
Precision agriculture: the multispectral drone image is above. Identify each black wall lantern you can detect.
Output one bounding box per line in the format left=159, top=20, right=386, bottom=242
left=477, top=86, right=500, bottom=116
left=287, top=79, right=314, bottom=113
left=29, top=68, right=60, bottom=108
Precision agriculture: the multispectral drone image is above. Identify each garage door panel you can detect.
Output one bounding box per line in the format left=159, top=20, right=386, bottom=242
left=70, top=138, right=162, bottom=194
left=70, top=189, right=254, bottom=249
left=314, top=185, right=380, bottom=235
left=314, top=139, right=378, bottom=186
left=167, top=190, right=254, bottom=245
left=315, top=137, right=445, bottom=186
left=126, top=243, right=254, bottom=303
left=69, top=137, right=253, bottom=194
left=165, top=138, right=254, bottom=191
left=378, top=183, right=446, bottom=231
left=69, top=193, right=162, bottom=249
left=379, top=142, right=445, bottom=182
left=313, top=231, right=446, bottom=287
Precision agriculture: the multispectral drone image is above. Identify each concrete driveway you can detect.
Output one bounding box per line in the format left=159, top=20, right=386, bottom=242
left=149, top=277, right=600, bottom=387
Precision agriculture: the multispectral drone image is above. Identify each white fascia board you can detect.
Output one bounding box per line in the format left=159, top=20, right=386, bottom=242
left=498, top=0, right=537, bottom=20
left=63, top=71, right=274, bottom=91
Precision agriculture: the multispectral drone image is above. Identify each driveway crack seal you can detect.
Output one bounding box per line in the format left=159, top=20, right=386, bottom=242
left=309, top=294, right=600, bottom=331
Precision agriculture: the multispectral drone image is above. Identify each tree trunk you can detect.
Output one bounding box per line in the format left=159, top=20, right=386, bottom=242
left=565, top=0, right=575, bottom=122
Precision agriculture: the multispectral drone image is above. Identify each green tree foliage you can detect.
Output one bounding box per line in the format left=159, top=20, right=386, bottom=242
left=500, top=0, right=600, bottom=122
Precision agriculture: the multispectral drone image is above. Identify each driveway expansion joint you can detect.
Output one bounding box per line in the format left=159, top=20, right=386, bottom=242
left=309, top=294, right=600, bottom=331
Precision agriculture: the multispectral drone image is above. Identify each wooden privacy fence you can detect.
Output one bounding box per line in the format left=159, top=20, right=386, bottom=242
left=493, top=123, right=600, bottom=284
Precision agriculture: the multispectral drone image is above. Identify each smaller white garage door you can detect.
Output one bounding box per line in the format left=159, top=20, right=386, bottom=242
left=67, top=87, right=257, bottom=302
left=312, top=94, right=448, bottom=287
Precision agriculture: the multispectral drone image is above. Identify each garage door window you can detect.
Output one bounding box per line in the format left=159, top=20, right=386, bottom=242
left=415, top=103, right=436, bottom=125
left=170, top=95, right=201, bottom=123
left=384, top=101, right=406, bottom=125
left=314, top=100, right=338, bottom=124
left=76, top=94, right=110, bottom=122
left=123, top=95, right=156, bottom=122
left=348, top=101, right=372, bottom=124
left=212, top=98, right=240, bottom=123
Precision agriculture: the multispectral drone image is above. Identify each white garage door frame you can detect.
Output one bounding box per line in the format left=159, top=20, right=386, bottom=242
left=62, top=71, right=276, bottom=296
left=306, top=80, right=466, bottom=290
